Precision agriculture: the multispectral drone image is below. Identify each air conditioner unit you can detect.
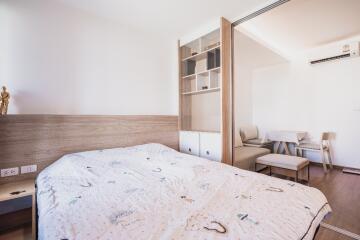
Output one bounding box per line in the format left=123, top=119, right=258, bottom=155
left=309, top=41, right=360, bottom=65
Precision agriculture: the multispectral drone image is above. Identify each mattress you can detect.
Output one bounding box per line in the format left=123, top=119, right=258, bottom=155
left=36, top=143, right=331, bottom=240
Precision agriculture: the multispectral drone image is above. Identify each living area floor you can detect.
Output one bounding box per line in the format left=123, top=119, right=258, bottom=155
left=0, top=164, right=359, bottom=240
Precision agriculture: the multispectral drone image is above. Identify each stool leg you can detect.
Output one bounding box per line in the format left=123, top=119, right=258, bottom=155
left=327, top=149, right=334, bottom=169
left=321, top=149, right=328, bottom=173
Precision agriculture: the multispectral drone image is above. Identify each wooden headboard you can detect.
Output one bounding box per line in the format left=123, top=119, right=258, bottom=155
left=0, top=115, right=179, bottom=184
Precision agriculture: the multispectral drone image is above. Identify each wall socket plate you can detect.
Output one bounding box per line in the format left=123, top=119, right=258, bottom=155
left=1, top=167, right=19, bottom=177
left=21, top=165, right=37, bottom=174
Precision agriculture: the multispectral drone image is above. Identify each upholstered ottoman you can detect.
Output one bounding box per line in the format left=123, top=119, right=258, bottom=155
left=255, top=154, right=310, bottom=183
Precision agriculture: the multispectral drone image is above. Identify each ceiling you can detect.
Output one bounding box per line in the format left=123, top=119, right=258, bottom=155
left=237, top=0, right=360, bottom=57
left=234, top=30, right=287, bottom=69
left=51, top=0, right=274, bottom=37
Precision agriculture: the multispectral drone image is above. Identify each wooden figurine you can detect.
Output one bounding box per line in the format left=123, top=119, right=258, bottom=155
left=0, top=86, right=10, bottom=115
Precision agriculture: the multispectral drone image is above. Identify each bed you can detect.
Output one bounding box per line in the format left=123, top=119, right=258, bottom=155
left=36, top=143, right=331, bottom=240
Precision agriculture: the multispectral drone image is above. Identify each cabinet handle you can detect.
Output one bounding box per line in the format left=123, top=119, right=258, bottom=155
left=188, top=148, right=191, bottom=152
left=206, top=150, right=210, bottom=155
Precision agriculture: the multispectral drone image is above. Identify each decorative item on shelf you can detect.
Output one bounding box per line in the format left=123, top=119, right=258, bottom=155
left=205, top=42, right=220, bottom=51
left=202, top=86, right=209, bottom=90
left=191, top=51, right=198, bottom=56
left=0, top=86, right=10, bottom=116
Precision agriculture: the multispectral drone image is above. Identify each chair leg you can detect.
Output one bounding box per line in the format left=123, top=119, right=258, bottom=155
left=320, top=149, right=328, bottom=173
left=307, top=164, right=310, bottom=186
left=283, top=142, right=291, bottom=155
left=327, top=149, right=334, bottom=169
left=269, top=166, right=272, bottom=176
left=274, top=142, right=280, bottom=154
left=295, top=171, right=298, bottom=182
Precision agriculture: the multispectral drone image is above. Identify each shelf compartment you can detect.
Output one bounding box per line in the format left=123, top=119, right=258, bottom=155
left=182, top=60, right=196, bottom=76
left=201, top=29, right=220, bottom=52
left=182, top=87, right=220, bottom=96
left=210, top=69, right=220, bottom=89
left=197, top=72, right=209, bottom=91
left=181, top=46, right=220, bottom=62
left=182, top=77, right=197, bottom=93
left=207, top=48, right=221, bottom=70
left=182, top=67, right=221, bottom=79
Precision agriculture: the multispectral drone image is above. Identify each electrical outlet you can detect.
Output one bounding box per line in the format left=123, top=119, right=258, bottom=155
left=20, top=165, right=37, bottom=174
left=1, top=167, right=19, bottom=177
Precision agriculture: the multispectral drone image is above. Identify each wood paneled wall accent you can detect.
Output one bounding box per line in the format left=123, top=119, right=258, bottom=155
left=221, top=17, right=233, bottom=165
left=0, top=115, right=179, bottom=184
left=178, top=41, right=192, bottom=130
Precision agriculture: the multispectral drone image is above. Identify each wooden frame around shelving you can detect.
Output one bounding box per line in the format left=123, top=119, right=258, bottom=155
left=220, top=17, right=232, bottom=165
left=178, top=17, right=232, bottom=165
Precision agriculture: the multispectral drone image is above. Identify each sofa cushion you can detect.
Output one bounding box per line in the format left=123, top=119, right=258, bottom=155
left=244, top=138, right=264, bottom=145
left=234, top=131, right=243, bottom=147
left=233, top=146, right=270, bottom=170
left=256, top=154, right=309, bottom=171
left=240, top=126, right=258, bottom=141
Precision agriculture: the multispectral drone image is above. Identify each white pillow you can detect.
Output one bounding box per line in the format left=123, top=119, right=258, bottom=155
left=234, top=130, right=243, bottom=147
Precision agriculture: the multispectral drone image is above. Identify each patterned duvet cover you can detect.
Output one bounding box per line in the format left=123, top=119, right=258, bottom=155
left=37, top=143, right=331, bottom=240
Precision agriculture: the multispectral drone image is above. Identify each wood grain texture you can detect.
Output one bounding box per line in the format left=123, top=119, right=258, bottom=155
left=0, top=115, right=178, bottom=184
left=178, top=43, right=192, bottom=131
left=312, top=166, right=360, bottom=240
left=0, top=180, right=34, bottom=202
left=220, top=17, right=232, bottom=165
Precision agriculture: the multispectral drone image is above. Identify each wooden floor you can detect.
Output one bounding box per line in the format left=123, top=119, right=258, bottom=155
left=311, top=166, right=360, bottom=240
left=0, top=165, right=359, bottom=240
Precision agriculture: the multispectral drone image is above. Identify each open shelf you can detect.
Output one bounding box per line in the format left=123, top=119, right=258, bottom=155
left=181, top=46, right=220, bottom=62
left=182, top=67, right=220, bottom=79
left=182, top=87, right=220, bottom=96
left=179, top=28, right=221, bottom=133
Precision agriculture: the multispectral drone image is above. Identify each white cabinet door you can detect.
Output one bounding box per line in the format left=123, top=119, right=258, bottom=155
left=179, top=131, right=200, bottom=156
left=199, top=132, right=221, bottom=162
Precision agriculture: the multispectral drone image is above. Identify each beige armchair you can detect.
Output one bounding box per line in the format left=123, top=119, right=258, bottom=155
left=240, top=125, right=273, bottom=150
left=233, top=130, right=270, bottom=171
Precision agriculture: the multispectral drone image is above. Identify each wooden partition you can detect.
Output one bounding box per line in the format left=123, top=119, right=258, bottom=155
left=220, top=17, right=232, bottom=165
left=178, top=17, right=232, bottom=165
left=0, top=115, right=178, bottom=184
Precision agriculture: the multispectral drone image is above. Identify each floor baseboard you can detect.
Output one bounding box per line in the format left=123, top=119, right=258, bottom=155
left=320, top=222, right=360, bottom=240
left=343, top=168, right=360, bottom=175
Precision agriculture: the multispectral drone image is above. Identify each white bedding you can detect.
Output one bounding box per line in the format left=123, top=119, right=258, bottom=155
left=37, top=143, right=331, bottom=240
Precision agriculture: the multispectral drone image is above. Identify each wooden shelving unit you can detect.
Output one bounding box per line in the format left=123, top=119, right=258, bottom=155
left=178, top=17, right=232, bottom=165
left=179, top=29, right=222, bottom=132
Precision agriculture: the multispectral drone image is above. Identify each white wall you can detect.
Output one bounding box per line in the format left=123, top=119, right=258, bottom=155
left=0, top=0, right=178, bottom=115
left=252, top=57, right=360, bottom=168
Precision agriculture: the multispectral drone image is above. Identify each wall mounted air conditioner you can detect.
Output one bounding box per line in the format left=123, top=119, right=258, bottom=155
left=309, top=41, right=360, bottom=65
